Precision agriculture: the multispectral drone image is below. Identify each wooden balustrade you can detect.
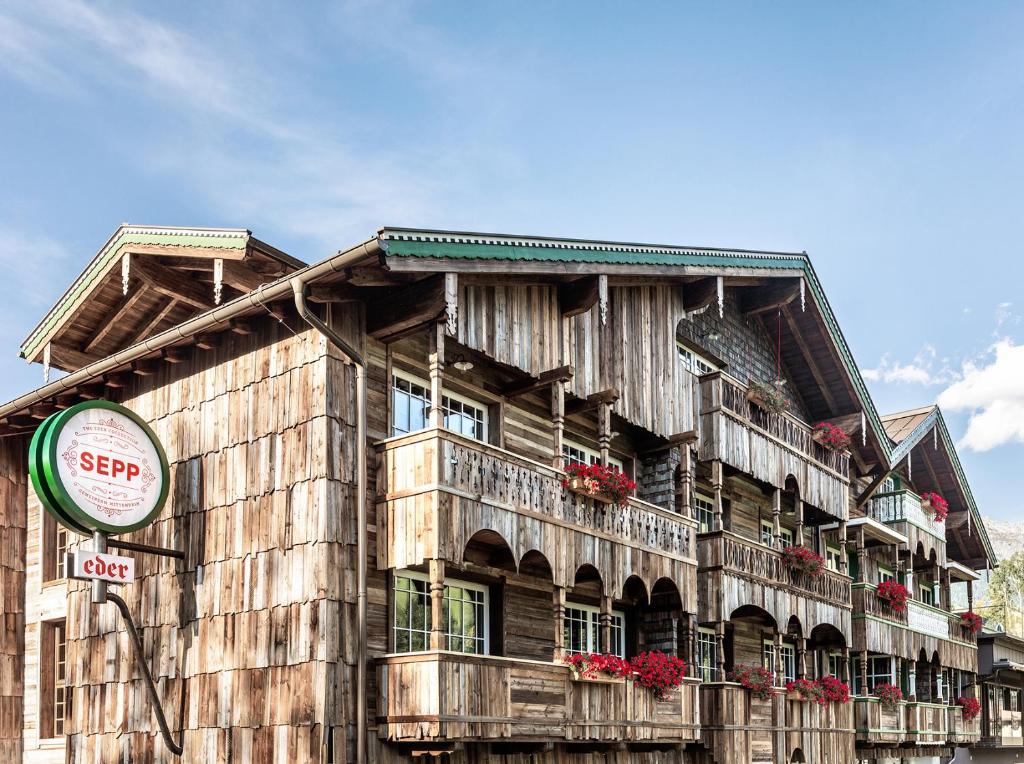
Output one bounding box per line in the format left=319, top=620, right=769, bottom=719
left=377, top=652, right=701, bottom=744
left=866, top=489, right=946, bottom=541
left=905, top=702, right=949, bottom=744
left=699, top=530, right=851, bottom=606
left=855, top=698, right=979, bottom=746
left=854, top=698, right=907, bottom=745
left=947, top=705, right=981, bottom=744
left=852, top=583, right=908, bottom=626
left=982, top=709, right=1024, bottom=746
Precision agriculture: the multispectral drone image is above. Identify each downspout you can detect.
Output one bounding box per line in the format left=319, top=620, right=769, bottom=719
left=291, top=277, right=369, bottom=764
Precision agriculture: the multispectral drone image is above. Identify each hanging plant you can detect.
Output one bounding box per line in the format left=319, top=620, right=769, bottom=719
left=782, top=545, right=826, bottom=578
left=960, top=611, right=984, bottom=634
left=746, top=379, right=791, bottom=415
left=629, top=651, right=688, bottom=701
left=563, top=463, right=636, bottom=507
left=873, top=682, right=904, bottom=709
left=785, top=679, right=825, bottom=704
left=562, top=652, right=631, bottom=680
left=919, top=492, right=949, bottom=522
left=958, top=696, right=981, bottom=722
left=729, top=664, right=775, bottom=701
left=812, top=422, right=852, bottom=452
left=876, top=580, right=910, bottom=612
left=818, top=675, right=851, bottom=704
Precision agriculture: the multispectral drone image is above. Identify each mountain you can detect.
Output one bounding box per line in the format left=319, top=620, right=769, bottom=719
left=982, top=517, right=1024, bottom=562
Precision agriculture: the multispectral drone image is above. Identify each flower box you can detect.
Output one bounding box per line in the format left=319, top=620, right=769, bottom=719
left=562, top=463, right=636, bottom=507
left=782, top=545, right=826, bottom=578
left=746, top=379, right=791, bottom=415
left=920, top=492, right=949, bottom=522
left=960, top=611, right=983, bottom=634
left=565, top=476, right=615, bottom=504
left=812, top=422, right=852, bottom=452
left=876, top=580, right=909, bottom=612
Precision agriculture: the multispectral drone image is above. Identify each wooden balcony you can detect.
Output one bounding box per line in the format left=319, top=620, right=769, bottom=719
left=855, top=698, right=980, bottom=747
left=697, top=373, right=849, bottom=519
left=866, top=489, right=946, bottom=562
left=377, top=429, right=697, bottom=602
left=980, top=709, right=1023, bottom=747
left=377, top=652, right=701, bottom=746
left=698, top=530, right=852, bottom=629
left=947, top=705, right=981, bottom=745
left=700, top=683, right=853, bottom=763
left=854, top=698, right=907, bottom=746
left=906, top=701, right=949, bottom=745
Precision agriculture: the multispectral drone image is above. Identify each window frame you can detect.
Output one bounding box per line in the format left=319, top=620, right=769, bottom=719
left=39, top=619, right=67, bottom=740
left=854, top=654, right=895, bottom=695
left=918, top=580, right=935, bottom=606
left=562, top=601, right=626, bottom=658
left=763, top=638, right=796, bottom=684
left=391, top=570, right=490, bottom=656
left=695, top=492, right=715, bottom=534
left=391, top=369, right=489, bottom=442
left=825, top=545, right=841, bottom=572
left=561, top=438, right=624, bottom=471
left=760, top=519, right=793, bottom=549
left=676, top=341, right=719, bottom=376
left=878, top=564, right=896, bottom=584
left=41, top=509, right=69, bottom=584
left=697, top=626, right=719, bottom=682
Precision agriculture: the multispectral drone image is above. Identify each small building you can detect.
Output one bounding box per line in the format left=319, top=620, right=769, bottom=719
left=954, top=629, right=1024, bottom=762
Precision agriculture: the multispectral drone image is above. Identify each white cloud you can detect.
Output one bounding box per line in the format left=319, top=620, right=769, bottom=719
left=861, top=344, right=958, bottom=386
left=939, top=339, right=1024, bottom=452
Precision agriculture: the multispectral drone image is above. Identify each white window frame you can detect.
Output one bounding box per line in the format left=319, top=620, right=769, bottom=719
left=760, top=520, right=793, bottom=549
left=697, top=626, right=718, bottom=682
left=392, top=570, right=489, bottom=655
left=562, top=438, right=624, bottom=471
left=919, top=581, right=935, bottom=606
left=825, top=545, right=841, bottom=572
left=854, top=655, right=895, bottom=695
left=677, top=341, right=719, bottom=376
left=878, top=564, right=896, bottom=584
left=763, top=639, right=796, bottom=684
left=695, top=492, right=715, bottom=534
left=563, top=602, right=626, bottom=658
left=391, top=370, right=488, bottom=442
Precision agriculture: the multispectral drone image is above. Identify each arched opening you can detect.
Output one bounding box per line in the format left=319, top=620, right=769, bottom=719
left=644, top=578, right=686, bottom=660
left=518, top=549, right=553, bottom=580
left=808, top=623, right=847, bottom=681
left=618, top=575, right=649, bottom=658
left=462, top=529, right=516, bottom=573
left=505, top=550, right=555, bottom=663
left=728, top=605, right=780, bottom=683
left=790, top=748, right=806, bottom=763
left=573, top=564, right=604, bottom=599
left=786, top=615, right=803, bottom=639
left=562, top=564, right=609, bottom=658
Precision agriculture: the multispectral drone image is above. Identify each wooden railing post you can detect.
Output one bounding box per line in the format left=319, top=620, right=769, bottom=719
left=679, top=445, right=694, bottom=520
left=599, top=595, right=613, bottom=654
left=797, top=636, right=807, bottom=680
left=858, top=650, right=868, bottom=696
left=553, top=586, right=566, bottom=661
left=551, top=381, right=565, bottom=470
left=856, top=528, right=867, bottom=584
left=716, top=621, right=726, bottom=681
left=429, top=559, right=446, bottom=650
left=841, top=647, right=850, bottom=683
left=428, top=323, right=445, bottom=428
left=598, top=400, right=612, bottom=465
left=712, top=460, right=724, bottom=531
left=772, top=488, right=782, bottom=549
left=967, top=579, right=975, bottom=613
left=795, top=494, right=804, bottom=545
left=839, top=520, right=848, bottom=576
left=773, top=632, right=784, bottom=684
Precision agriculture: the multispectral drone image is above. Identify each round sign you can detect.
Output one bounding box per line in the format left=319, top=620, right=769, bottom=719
left=34, top=400, right=169, bottom=534
left=28, top=414, right=91, bottom=535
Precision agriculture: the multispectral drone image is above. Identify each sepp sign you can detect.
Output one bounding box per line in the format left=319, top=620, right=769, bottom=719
left=29, top=400, right=169, bottom=535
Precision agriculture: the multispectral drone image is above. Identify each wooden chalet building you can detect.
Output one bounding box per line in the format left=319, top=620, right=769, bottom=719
left=952, top=629, right=1024, bottom=762
left=0, top=225, right=995, bottom=764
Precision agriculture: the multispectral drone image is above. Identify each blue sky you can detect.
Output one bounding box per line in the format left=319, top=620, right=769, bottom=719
left=2, top=2, right=1024, bottom=521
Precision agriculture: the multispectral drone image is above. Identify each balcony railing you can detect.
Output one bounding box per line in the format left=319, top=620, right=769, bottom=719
left=866, top=489, right=946, bottom=541
left=947, top=705, right=981, bottom=744
left=982, top=709, right=1023, bottom=746
left=854, top=698, right=979, bottom=746
left=377, top=651, right=701, bottom=744
left=377, top=428, right=696, bottom=562
left=699, top=530, right=852, bottom=606
left=851, top=583, right=977, bottom=647
left=854, top=698, right=907, bottom=745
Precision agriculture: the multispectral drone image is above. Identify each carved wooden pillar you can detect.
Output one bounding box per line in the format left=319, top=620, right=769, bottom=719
left=795, top=496, right=804, bottom=545
left=598, top=400, right=612, bottom=465
left=428, top=323, right=445, bottom=428
left=716, top=621, right=726, bottom=680
left=712, top=460, right=724, bottom=532
left=797, top=637, right=807, bottom=680
left=968, top=579, right=975, bottom=613
left=679, top=446, right=694, bottom=520
left=841, top=647, right=850, bottom=683
left=856, top=527, right=867, bottom=584
left=599, top=595, right=613, bottom=654
left=553, top=586, right=566, bottom=661
left=551, top=381, right=565, bottom=470
left=909, top=661, right=918, bottom=702
left=859, top=650, right=869, bottom=696
left=688, top=613, right=699, bottom=678
left=774, top=632, right=784, bottom=684
left=941, top=567, right=951, bottom=611
left=429, top=559, right=446, bottom=650
left=772, top=488, right=782, bottom=549
left=839, top=520, right=848, bottom=575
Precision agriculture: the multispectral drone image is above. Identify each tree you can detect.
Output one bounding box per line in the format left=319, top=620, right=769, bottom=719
left=981, top=551, right=1024, bottom=636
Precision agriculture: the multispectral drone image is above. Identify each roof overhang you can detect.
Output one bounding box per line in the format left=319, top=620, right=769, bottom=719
left=946, top=559, right=981, bottom=582
left=822, top=516, right=908, bottom=546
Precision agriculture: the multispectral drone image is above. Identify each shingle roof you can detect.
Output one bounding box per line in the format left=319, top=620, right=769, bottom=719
left=881, top=405, right=936, bottom=444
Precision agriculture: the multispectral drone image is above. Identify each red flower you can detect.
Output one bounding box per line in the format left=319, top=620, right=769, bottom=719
left=563, top=463, right=637, bottom=507
left=786, top=678, right=826, bottom=705
left=818, top=675, right=851, bottom=704
left=958, top=696, right=981, bottom=721
left=729, top=664, right=775, bottom=701
left=562, top=652, right=631, bottom=679
left=919, top=492, right=949, bottom=522
left=877, top=580, right=910, bottom=612
left=782, top=545, right=826, bottom=578
left=873, top=682, right=904, bottom=708
left=629, top=651, right=688, bottom=700
left=812, top=422, right=852, bottom=452
left=960, top=611, right=984, bottom=634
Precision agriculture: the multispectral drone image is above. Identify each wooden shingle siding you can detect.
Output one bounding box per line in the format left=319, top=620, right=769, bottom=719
left=0, top=439, right=28, bottom=764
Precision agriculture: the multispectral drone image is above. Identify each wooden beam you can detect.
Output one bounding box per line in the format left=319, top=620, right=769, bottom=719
left=559, top=276, right=601, bottom=317
left=162, top=347, right=189, bottom=364
left=55, top=393, right=79, bottom=410
left=82, top=286, right=150, bottom=353
left=565, top=388, right=620, bottom=416
left=49, top=342, right=104, bottom=371
left=123, top=298, right=178, bottom=347
left=366, top=274, right=446, bottom=340
left=131, top=359, right=160, bottom=376
left=220, top=261, right=270, bottom=293
left=501, top=365, right=575, bottom=398
left=306, top=284, right=363, bottom=303
left=740, top=279, right=801, bottom=317
left=29, top=404, right=56, bottom=420
left=346, top=266, right=420, bottom=287
left=123, top=243, right=248, bottom=261
left=133, top=260, right=213, bottom=310
left=195, top=333, right=221, bottom=350
left=103, top=372, right=133, bottom=389
left=229, top=320, right=252, bottom=335
left=683, top=277, right=718, bottom=313
left=77, top=383, right=107, bottom=400
left=779, top=305, right=841, bottom=413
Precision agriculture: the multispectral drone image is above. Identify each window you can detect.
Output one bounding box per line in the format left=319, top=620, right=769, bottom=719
left=854, top=655, right=894, bottom=695
left=878, top=565, right=896, bottom=584
left=677, top=342, right=718, bottom=376
left=827, top=651, right=844, bottom=678
left=41, top=510, right=68, bottom=583
left=695, top=493, right=715, bottom=534
left=562, top=439, right=624, bottom=471
left=40, top=620, right=67, bottom=738
left=761, top=520, right=793, bottom=549
left=392, top=571, right=488, bottom=655
left=697, top=627, right=718, bottom=682
left=391, top=372, right=487, bottom=442
left=825, top=545, right=841, bottom=572
left=563, top=603, right=625, bottom=657
left=919, top=582, right=935, bottom=606
left=763, top=639, right=796, bottom=684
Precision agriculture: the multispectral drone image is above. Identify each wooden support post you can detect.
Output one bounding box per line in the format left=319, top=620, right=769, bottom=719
left=598, top=400, right=612, bottom=465
left=795, top=496, right=805, bottom=545
left=797, top=637, right=807, bottom=680
left=715, top=621, right=726, bottom=681
left=553, top=586, right=566, bottom=661
left=599, top=595, right=613, bottom=654
left=860, top=650, right=869, bottom=697
left=551, top=381, right=565, bottom=470
left=429, top=559, right=446, bottom=650
left=428, top=323, right=445, bottom=428
left=688, top=614, right=698, bottom=678
left=773, top=632, right=784, bottom=684
left=712, top=460, right=724, bottom=532
left=856, top=528, right=867, bottom=584
left=772, top=488, right=782, bottom=549
left=941, top=567, right=951, bottom=611
left=968, top=579, right=975, bottom=613
left=679, top=446, right=694, bottom=520
left=839, top=520, right=848, bottom=575
left=841, top=647, right=850, bottom=683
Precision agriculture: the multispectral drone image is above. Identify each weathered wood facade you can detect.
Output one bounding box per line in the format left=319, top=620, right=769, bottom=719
left=0, top=225, right=996, bottom=764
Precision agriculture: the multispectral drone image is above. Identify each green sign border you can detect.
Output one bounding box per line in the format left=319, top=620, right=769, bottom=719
left=35, top=400, right=170, bottom=535
left=29, top=413, right=91, bottom=535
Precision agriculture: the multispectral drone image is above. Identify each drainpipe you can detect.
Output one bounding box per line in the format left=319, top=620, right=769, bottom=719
left=291, top=277, right=368, bottom=764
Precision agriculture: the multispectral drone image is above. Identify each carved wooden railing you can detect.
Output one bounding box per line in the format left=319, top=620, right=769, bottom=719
left=852, top=583, right=908, bottom=626
left=947, top=704, right=981, bottom=744
left=983, top=709, right=1023, bottom=745
left=377, top=651, right=701, bottom=744
left=867, top=489, right=946, bottom=541
left=699, top=530, right=851, bottom=606
left=703, top=372, right=851, bottom=476
left=853, top=698, right=907, bottom=744
left=852, top=583, right=977, bottom=646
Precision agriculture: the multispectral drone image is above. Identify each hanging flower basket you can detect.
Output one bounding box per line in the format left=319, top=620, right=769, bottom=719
left=873, top=682, right=904, bottom=709
left=746, top=379, right=791, bottom=415
left=960, top=611, right=983, bottom=634
left=812, top=422, right=852, bottom=452
left=958, top=696, right=981, bottom=722
left=782, top=545, right=826, bottom=578
left=563, top=652, right=631, bottom=682
left=563, top=463, right=636, bottom=507
left=729, top=664, right=775, bottom=701
left=818, top=675, right=851, bottom=704
left=876, top=580, right=909, bottom=612
left=630, top=651, right=688, bottom=701
left=919, top=492, right=949, bottom=522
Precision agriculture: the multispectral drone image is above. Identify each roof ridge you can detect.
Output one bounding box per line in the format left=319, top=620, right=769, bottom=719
left=881, top=404, right=938, bottom=420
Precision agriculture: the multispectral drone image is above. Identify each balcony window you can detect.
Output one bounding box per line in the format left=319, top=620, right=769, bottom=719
left=878, top=564, right=896, bottom=584
left=391, top=371, right=487, bottom=442
left=825, top=545, right=841, bottom=572
left=677, top=342, right=718, bottom=376
left=392, top=571, right=488, bottom=655
left=854, top=655, right=895, bottom=695
left=763, top=639, right=796, bottom=684
left=919, top=582, right=935, bottom=606
left=760, top=520, right=793, bottom=549
left=563, top=603, right=625, bottom=657
left=562, top=439, right=623, bottom=470
left=697, top=627, right=718, bottom=682
left=695, top=493, right=715, bottom=534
